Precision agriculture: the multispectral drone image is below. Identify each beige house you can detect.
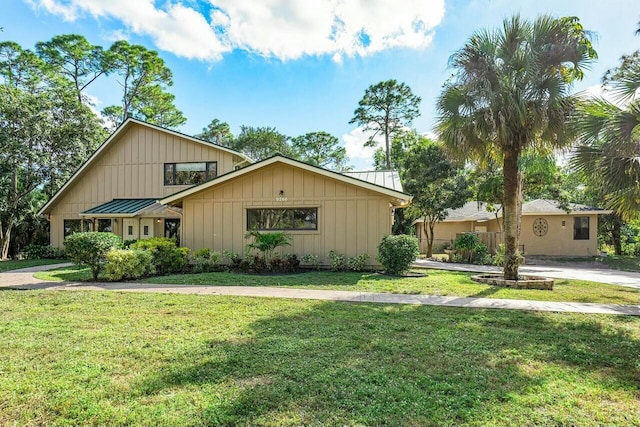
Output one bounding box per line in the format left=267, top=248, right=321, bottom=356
left=40, top=119, right=410, bottom=265
left=414, top=200, right=611, bottom=257
left=160, top=156, right=410, bottom=264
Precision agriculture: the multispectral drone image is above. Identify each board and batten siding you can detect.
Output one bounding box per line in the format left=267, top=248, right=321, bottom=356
left=181, top=163, right=394, bottom=265
left=48, top=123, right=241, bottom=247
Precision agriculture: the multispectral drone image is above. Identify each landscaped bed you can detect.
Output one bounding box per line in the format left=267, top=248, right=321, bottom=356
left=0, top=291, right=637, bottom=426
left=34, top=266, right=640, bottom=305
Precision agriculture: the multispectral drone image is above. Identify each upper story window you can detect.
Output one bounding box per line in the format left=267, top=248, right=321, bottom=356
left=573, top=217, right=590, bottom=240
left=164, top=162, right=217, bottom=186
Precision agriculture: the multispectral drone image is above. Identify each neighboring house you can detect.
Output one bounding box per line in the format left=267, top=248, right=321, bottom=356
left=413, top=199, right=611, bottom=257
left=40, top=119, right=410, bottom=265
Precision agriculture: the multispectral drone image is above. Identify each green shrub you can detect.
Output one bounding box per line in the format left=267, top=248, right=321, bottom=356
left=377, top=235, right=419, bottom=275
left=493, top=243, right=506, bottom=266
left=245, top=231, right=292, bottom=261
left=453, top=233, right=492, bottom=264
left=222, top=250, right=243, bottom=271
left=64, top=232, right=122, bottom=280
left=130, top=237, right=188, bottom=275
left=300, top=253, right=320, bottom=270
left=105, top=249, right=154, bottom=281
left=21, top=244, right=65, bottom=259
left=188, top=248, right=222, bottom=273
left=284, top=253, right=300, bottom=272
left=328, top=250, right=348, bottom=271
left=348, top=253, right=370, bottom=271
left=123, top=239, right=138, bottom=248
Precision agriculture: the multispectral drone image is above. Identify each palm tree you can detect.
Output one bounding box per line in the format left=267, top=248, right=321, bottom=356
left=436, top=15, right=595, bottom=280
left=571, top=51, right=640, bottom=221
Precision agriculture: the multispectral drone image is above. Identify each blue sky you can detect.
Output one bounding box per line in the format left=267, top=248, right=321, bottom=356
left=4, top=0, right=640, bottom=169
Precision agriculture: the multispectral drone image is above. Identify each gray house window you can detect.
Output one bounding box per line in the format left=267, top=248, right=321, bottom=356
left=247, top=208, right=318, bottom=231
left=573, top=217, right=590, bottom=240
left=164, top=162, right=217, bottom=185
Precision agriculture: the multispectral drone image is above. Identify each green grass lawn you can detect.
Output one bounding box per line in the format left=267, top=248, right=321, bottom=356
left=35, top=266, right=639, bottom=305
left=0, top=291, right=637, bottom=426
left=0, top=258, right=68, bottom=272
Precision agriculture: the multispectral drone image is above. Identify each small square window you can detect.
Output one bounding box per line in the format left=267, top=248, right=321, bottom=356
left=143, top=225, right=149, bottom=236
left=128, top=225, right=134, bottom=235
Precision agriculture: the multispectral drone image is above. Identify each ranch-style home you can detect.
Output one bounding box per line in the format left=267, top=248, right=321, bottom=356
left=413, top=200, right=611, bottom=257
left=39, top=118, right=410, bottom=265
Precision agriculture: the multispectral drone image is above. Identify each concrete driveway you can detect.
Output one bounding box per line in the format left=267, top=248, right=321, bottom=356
left=413, top=259, right=640, bottom=289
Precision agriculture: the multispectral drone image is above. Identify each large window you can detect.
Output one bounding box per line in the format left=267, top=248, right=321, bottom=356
left=64, top=219, right=92, bottom=237
left=164, top=162, right=217, bottom=185
left=247, top=208, right=318, bottom=231
left=573, top=217, right=590, bottom=240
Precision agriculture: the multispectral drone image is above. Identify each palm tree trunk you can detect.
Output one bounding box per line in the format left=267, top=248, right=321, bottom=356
left=503, top=150, right=520, bottom=280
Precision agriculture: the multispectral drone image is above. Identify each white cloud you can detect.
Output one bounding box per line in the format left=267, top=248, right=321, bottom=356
left=579, top=84, right=636, bottom=107
left=342, top=126, right=384, bottom=169
left=28, top=0, right=445, bottom=62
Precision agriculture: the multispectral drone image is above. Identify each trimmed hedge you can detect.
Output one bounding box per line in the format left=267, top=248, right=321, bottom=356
left=130, top=237, right=188, bottom=275
left=64, top=232, right=122, bottom=280
left=377, top=235, right=419, bottom=275
left=105, top=249, right=154, bottom=281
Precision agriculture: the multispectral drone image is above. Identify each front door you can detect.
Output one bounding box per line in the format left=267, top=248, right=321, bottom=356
left=123, top=219, right=138, bottom=241
left=164, top=218, right=180, bottom=246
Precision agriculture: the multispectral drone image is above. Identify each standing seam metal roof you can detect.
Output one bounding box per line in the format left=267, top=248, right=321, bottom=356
left=341, top=170, right=403, bottom=192
left=81, top=199, right=158, bottom=215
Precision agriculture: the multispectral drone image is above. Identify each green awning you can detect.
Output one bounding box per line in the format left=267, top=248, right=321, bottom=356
left=81, top=199, right=158, bottom=216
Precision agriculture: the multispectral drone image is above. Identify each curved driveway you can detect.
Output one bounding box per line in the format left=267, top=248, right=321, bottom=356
left=413, top=259, right=640, bottom=289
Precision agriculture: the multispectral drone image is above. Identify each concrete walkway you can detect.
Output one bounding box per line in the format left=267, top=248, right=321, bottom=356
left=413, top=259, right=640, bottom=289
left=0, top=263, right=73, bottom=287
left=1, top=263, right=638, bottom=316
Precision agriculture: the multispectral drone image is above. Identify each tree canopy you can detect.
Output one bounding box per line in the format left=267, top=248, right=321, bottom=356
left=350, top=79, right=420, bottom=170
left=102, top=40, right=185, bottom=130
left=436, top=15, right=595, bottom=279
left=401, top=138, right=471, bottom=257
left=0, top=41, right=105, bottom=258
left=571, top=41, right=640, bottom=221
left=291, top=131, right=350, bottom=171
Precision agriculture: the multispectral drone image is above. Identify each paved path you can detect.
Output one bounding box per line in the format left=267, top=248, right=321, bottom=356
left=56, top=282, right=638, bottom=316
left=1, top=263, right=637, bottom=316
left=0, top=263, right=73, bottom=288
left=413, top=259, right=640, bottom=288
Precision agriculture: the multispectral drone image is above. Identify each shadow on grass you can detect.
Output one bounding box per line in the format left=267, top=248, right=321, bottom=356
left=134, top=303, right=640, bottom=426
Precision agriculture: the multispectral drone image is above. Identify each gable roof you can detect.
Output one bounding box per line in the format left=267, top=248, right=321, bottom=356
left=161, top=154, right=412, bottom=206
left=39, top=118, right=252, bottom=215
left=413, top=199, right=612, bottom=224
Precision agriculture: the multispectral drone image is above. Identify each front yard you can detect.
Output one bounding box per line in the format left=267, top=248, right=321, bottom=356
left=34, top=267, right=640, bottom=305
left=0, top=290, right=638, bottom=426
left=0, top=258, right=68, bottom=272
